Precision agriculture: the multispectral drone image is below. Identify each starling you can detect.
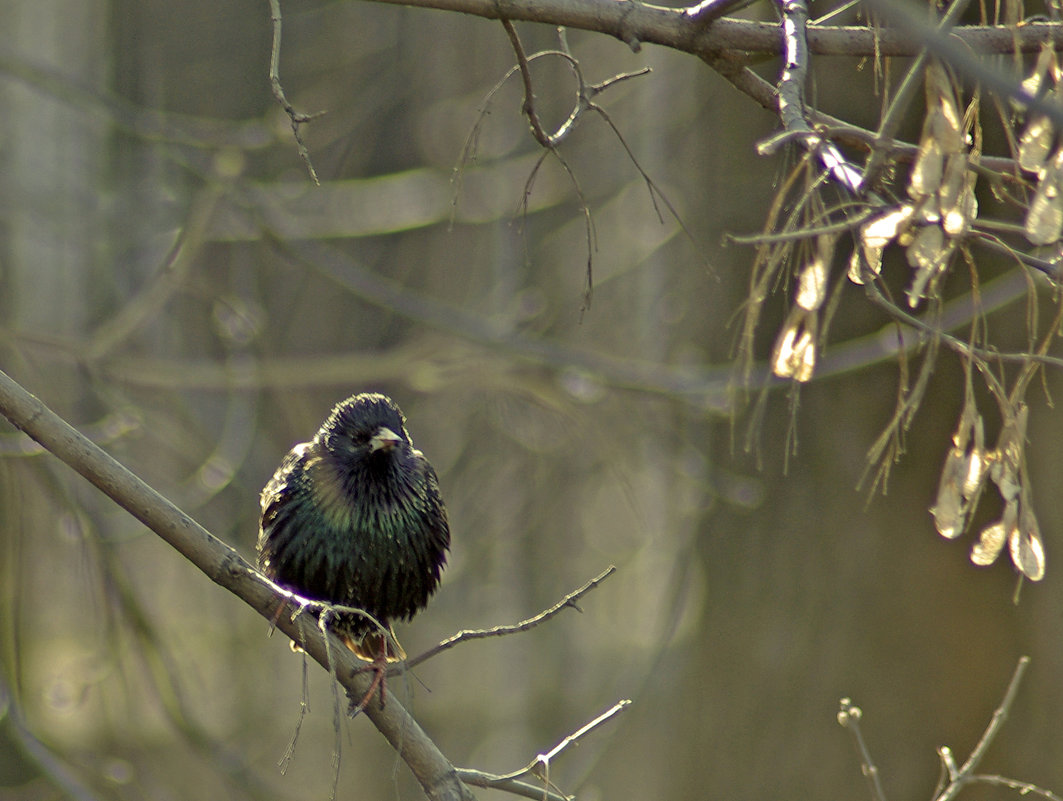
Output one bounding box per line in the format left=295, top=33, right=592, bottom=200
left=258, top=393, right=449, bottom=710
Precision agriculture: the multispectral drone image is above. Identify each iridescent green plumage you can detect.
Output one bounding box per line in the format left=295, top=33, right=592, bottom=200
left=257, top=393, right=449, bottom=663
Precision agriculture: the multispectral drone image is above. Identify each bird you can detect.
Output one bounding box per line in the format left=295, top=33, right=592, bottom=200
left=257, top=392, right=450, bottom=712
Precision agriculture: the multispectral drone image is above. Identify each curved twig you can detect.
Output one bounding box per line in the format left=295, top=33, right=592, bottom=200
left=399, top=565, right=616, bottom=672
left=933, top=656, right=1032, bottom=801
left=267, top=0, right=323, bottom=184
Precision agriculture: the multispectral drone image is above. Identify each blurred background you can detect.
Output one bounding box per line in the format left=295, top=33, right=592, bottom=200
left=2, top=0, right=1062, bottom=799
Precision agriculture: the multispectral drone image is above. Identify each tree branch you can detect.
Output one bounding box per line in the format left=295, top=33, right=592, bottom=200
left=775, top=0, right=864, bottom=195
left=345, top=0, right=1063, bottom=60
left=867, top=0, right=1063, bottom=132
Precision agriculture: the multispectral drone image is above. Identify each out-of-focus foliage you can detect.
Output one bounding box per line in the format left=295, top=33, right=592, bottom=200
left=1, top=1, right=1063, bottom=800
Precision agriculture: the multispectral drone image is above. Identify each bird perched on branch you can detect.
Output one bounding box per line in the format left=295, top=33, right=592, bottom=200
left=257, top=392, right=450, bottom=712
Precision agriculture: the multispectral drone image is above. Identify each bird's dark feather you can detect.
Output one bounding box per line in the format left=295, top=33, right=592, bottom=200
left=257, top=393, right=449, bottom=657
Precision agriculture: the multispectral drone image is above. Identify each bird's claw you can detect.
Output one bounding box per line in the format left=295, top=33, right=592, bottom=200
left=347, top=659, right=388, bottom=717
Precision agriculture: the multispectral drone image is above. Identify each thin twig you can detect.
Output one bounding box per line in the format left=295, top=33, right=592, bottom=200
left=278, top=654, right=311, bottom=773
left=456, top=768, right=573, bottom=801
left=586, top=98, right=703, bottom=262
left=497, top=23, right=659, bottom=313
left=934, top=656, right=1032, bottom=801
left=860, top=0, right=973, bottom=185
left=839, top=658, right=1039, bottom=801
left=491, top=699, right=632, bottom=782
left=863, top=281, right=1063, bottom=371
left=267, top=0, right=323, bottom=185
left=502, top=19, right=551, bottom=148
left=837, top=698, right=888, bottom=801
left=516, top=144, right=597, bottom=314
left=726, top=206, right=878, bottom=243
left=399, top=565, right=616, bottom=672
left=936, top=656, right=1031, bottom=801
left=966, top=774, right=1063, bottom=801
left=866, top=0, right=1063, bottom=131
left=536, top=699, right=632, bottom=764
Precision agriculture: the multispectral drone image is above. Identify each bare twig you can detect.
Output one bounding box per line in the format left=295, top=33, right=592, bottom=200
left=400, top=565, right=617, bottom=672
left=456, top=768, right=572, bottom=801
left=839, top=658, right=1043, bottom=801
left=277, top=654, right=312, bottom=774
left=863, top=280, right=1063, bottom=371
left=348, top=0, right=1063, bottom=60
left=966, top=775, right=1063, bottom=801
left=725, top=205, right=878, bottom=243
left=860, top=0, right=973, bottom=186
left=867, top=0, right=1063, bottom=131
left=493, top=21, right=700, bottom=313
left=534, top=699, right=632, bottom=765
left=837, top=698, right=888, bottom=801
left=502, top=20, right=552, bottom=148
left=498, top=23, right=660, bottom=312
left=502, top=23, right=652, bottom=151
left=517, top=144, right=597, bottom=313
left=578, top=80, right=705, bottom=272
left=775, top=0, right=865, bottom=195
left=490, top=699, right=632, bottom=784
left=267, top=0, right=323, bottom=185
left=933, top=656, right=1031, bottom=801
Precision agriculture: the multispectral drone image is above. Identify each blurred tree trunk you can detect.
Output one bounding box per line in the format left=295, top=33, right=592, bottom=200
left=0, top=0, right=109, bottom=350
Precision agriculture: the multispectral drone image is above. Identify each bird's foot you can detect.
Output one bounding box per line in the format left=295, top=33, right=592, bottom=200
left=347, top=655, right=388, bottom=717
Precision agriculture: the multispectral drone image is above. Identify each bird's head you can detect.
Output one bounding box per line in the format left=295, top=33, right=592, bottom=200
left=319, top=393, right=413, bottom=465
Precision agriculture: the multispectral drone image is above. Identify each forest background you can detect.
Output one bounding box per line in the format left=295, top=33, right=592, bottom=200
left=1, top=1, right=1062, bottom=800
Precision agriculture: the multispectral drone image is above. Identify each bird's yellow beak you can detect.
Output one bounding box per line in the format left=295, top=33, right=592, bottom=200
left=370, top=427, right=402, bottom=452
